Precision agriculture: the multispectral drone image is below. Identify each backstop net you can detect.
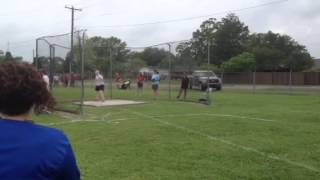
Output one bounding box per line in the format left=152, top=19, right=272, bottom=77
left=88, top=39, right=206, bottom=103
left=36, top=30, right=86, bottom=113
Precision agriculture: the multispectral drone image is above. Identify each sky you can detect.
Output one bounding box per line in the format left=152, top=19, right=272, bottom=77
left=0, top=0, right=320, bottom=61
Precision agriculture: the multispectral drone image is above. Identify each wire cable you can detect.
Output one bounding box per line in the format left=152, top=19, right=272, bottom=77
left=83, top=0, right=289, bottom=29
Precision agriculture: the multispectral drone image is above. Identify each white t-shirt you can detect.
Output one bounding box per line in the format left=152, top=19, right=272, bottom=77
left=95, top=74, right=104, bottom=86
left=43, top=75, right=50, bottom=90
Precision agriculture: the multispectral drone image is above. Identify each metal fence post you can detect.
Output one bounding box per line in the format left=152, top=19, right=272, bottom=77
left=252, top=69, right=256, bottom=94
left=289, top=67, right=293, bottom=94
left=206, top=41, right=211, bottom=105
left=49, top=45, right=55, bottom=91
left=80, top=32, right=85, bottom=115
left=35, top=39, right=39, bottom=69
left=109, top=46, right=113, bottom=99
left=167, top=43, right=172, bottom=100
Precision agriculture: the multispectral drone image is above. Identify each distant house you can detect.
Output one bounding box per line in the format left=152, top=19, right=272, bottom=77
left=0, top=50, right=4, bottom=56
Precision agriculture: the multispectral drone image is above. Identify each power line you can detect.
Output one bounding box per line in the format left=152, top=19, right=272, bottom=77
left=83, top=0, right=289, bottom=29
left=5, top=0, right=289, bottom=52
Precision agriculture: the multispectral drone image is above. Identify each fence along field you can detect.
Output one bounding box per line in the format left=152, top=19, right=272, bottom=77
left=32, top=25, right=320, bottom=180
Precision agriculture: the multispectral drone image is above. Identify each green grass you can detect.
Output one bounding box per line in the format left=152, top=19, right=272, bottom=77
left=33, top=86, right=320, bottom=179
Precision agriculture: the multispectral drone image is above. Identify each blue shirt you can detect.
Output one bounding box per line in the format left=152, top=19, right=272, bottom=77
left=151, top=74, right=160, bottom=85
left=0, top=118, right=80, bottom=180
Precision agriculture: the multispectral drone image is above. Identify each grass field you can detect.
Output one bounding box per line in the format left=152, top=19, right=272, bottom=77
left=34, top=85, right=320, bottom=179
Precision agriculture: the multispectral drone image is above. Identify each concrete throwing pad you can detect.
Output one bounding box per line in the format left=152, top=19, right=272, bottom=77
left=74, top=100, right=145, bottom=107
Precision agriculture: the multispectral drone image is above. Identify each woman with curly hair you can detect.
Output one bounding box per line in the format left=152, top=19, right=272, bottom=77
left=0, top=62, right=80, bottom=179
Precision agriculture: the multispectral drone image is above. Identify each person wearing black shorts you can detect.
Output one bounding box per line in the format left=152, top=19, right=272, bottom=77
left=95, top=84, right=104, bottom=91
left=95, top=70, right=105, bottom=102
left=177, top=72, right=189, bottom=100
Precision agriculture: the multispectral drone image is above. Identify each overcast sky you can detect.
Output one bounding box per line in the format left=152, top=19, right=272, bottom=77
left=1, top=0, right=319, bottom=61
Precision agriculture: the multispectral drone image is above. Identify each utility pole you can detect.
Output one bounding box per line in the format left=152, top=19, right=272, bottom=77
left=65, top=5, right=82, bottom=74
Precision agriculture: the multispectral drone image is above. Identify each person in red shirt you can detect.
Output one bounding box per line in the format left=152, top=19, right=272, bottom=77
left=136, top=72, right=145, bottom=96
left=114, top=72, right=122, bottom=89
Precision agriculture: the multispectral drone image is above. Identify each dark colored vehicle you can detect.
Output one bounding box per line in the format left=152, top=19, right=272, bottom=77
left=189, top=70, right=222, bottom=91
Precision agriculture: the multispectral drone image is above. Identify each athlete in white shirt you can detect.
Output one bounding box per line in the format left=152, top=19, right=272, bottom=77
left=95, top=70, right=105, bottom=102
left=42, top=74, right=50, bottom=90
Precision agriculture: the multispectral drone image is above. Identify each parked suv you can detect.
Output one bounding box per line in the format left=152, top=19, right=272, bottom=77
left=189, top=70, right=222, bottom=91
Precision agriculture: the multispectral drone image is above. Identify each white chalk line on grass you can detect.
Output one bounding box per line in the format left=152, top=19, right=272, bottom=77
left=45, top=112, right=275, bottom=127
left=129, top=110, right=320, bottom=174
left=42, top=117, right=136, bottom=126
left=43, top=111, right=130, bottom=126
left=152, top=113, right=276, bottom=122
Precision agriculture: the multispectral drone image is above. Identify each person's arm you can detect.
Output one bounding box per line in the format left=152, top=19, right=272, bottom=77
left=58, top=143, right=80, bottom=180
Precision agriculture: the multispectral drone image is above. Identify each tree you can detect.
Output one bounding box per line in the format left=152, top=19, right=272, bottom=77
left=86, top=36, right=130, bottom=75
left=175, top=41, right=197, bottom=72
left=4, top=51, right=13, bottom=61
left=198, top=64, right=221, bottom=73
left=247, top=31, right=313, bottom=71
left=0, top=56, right=5, bottom=64
left=127, top=57, right=146, bottom=74
left=139, top=47, right=170, bottom=67
left=214, top=14, right=249, bottom=64
left=190, top=14, right=249, bottom=66
left=191, top=18, right=219, bottom=65
left=252, top=47, right=284, bottom=71
left=286, top=50, right=314, bottom=72
left=221, top=52, right=255, bottom=72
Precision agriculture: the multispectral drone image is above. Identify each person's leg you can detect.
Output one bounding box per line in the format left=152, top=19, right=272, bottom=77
left=177, top=88, right=182, bottom=99
left=96, top=91, right=99, bottom=101
left=152, top=85, right=155, bottom=99
left=99, top=90, right=105, bottom=102
left=155, top=86, right=159, bottom=99
left=183, top=88, right=187, bottom=100
left=141, top=85, right=143, bottom=96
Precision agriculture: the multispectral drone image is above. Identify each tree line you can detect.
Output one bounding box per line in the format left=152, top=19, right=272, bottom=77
left=29, top=13, right=314, bottom=74
left=0, top=51, right=22, bottom=63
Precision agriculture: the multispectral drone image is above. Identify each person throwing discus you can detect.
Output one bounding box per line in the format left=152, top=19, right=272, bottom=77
left=95, top=70, right=105, bottom=102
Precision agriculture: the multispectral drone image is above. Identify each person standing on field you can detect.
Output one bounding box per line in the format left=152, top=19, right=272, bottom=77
left=177, top=72, right=189, bottom=100
left=151, top=70, right=160, bottom=100
left=95, top=70, right=105, bottom=102
left=42, top=70, right=50, bottom=90
left=115, top=72, right=122, bottom=89
left=137, top=72, right=145, bottom=96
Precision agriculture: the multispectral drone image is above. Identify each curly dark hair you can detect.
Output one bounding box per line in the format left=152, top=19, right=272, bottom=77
left=0, top=62, right=55, bottom=116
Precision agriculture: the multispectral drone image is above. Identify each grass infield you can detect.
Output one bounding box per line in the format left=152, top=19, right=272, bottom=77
left=34, top=86, right=320, bottom=179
